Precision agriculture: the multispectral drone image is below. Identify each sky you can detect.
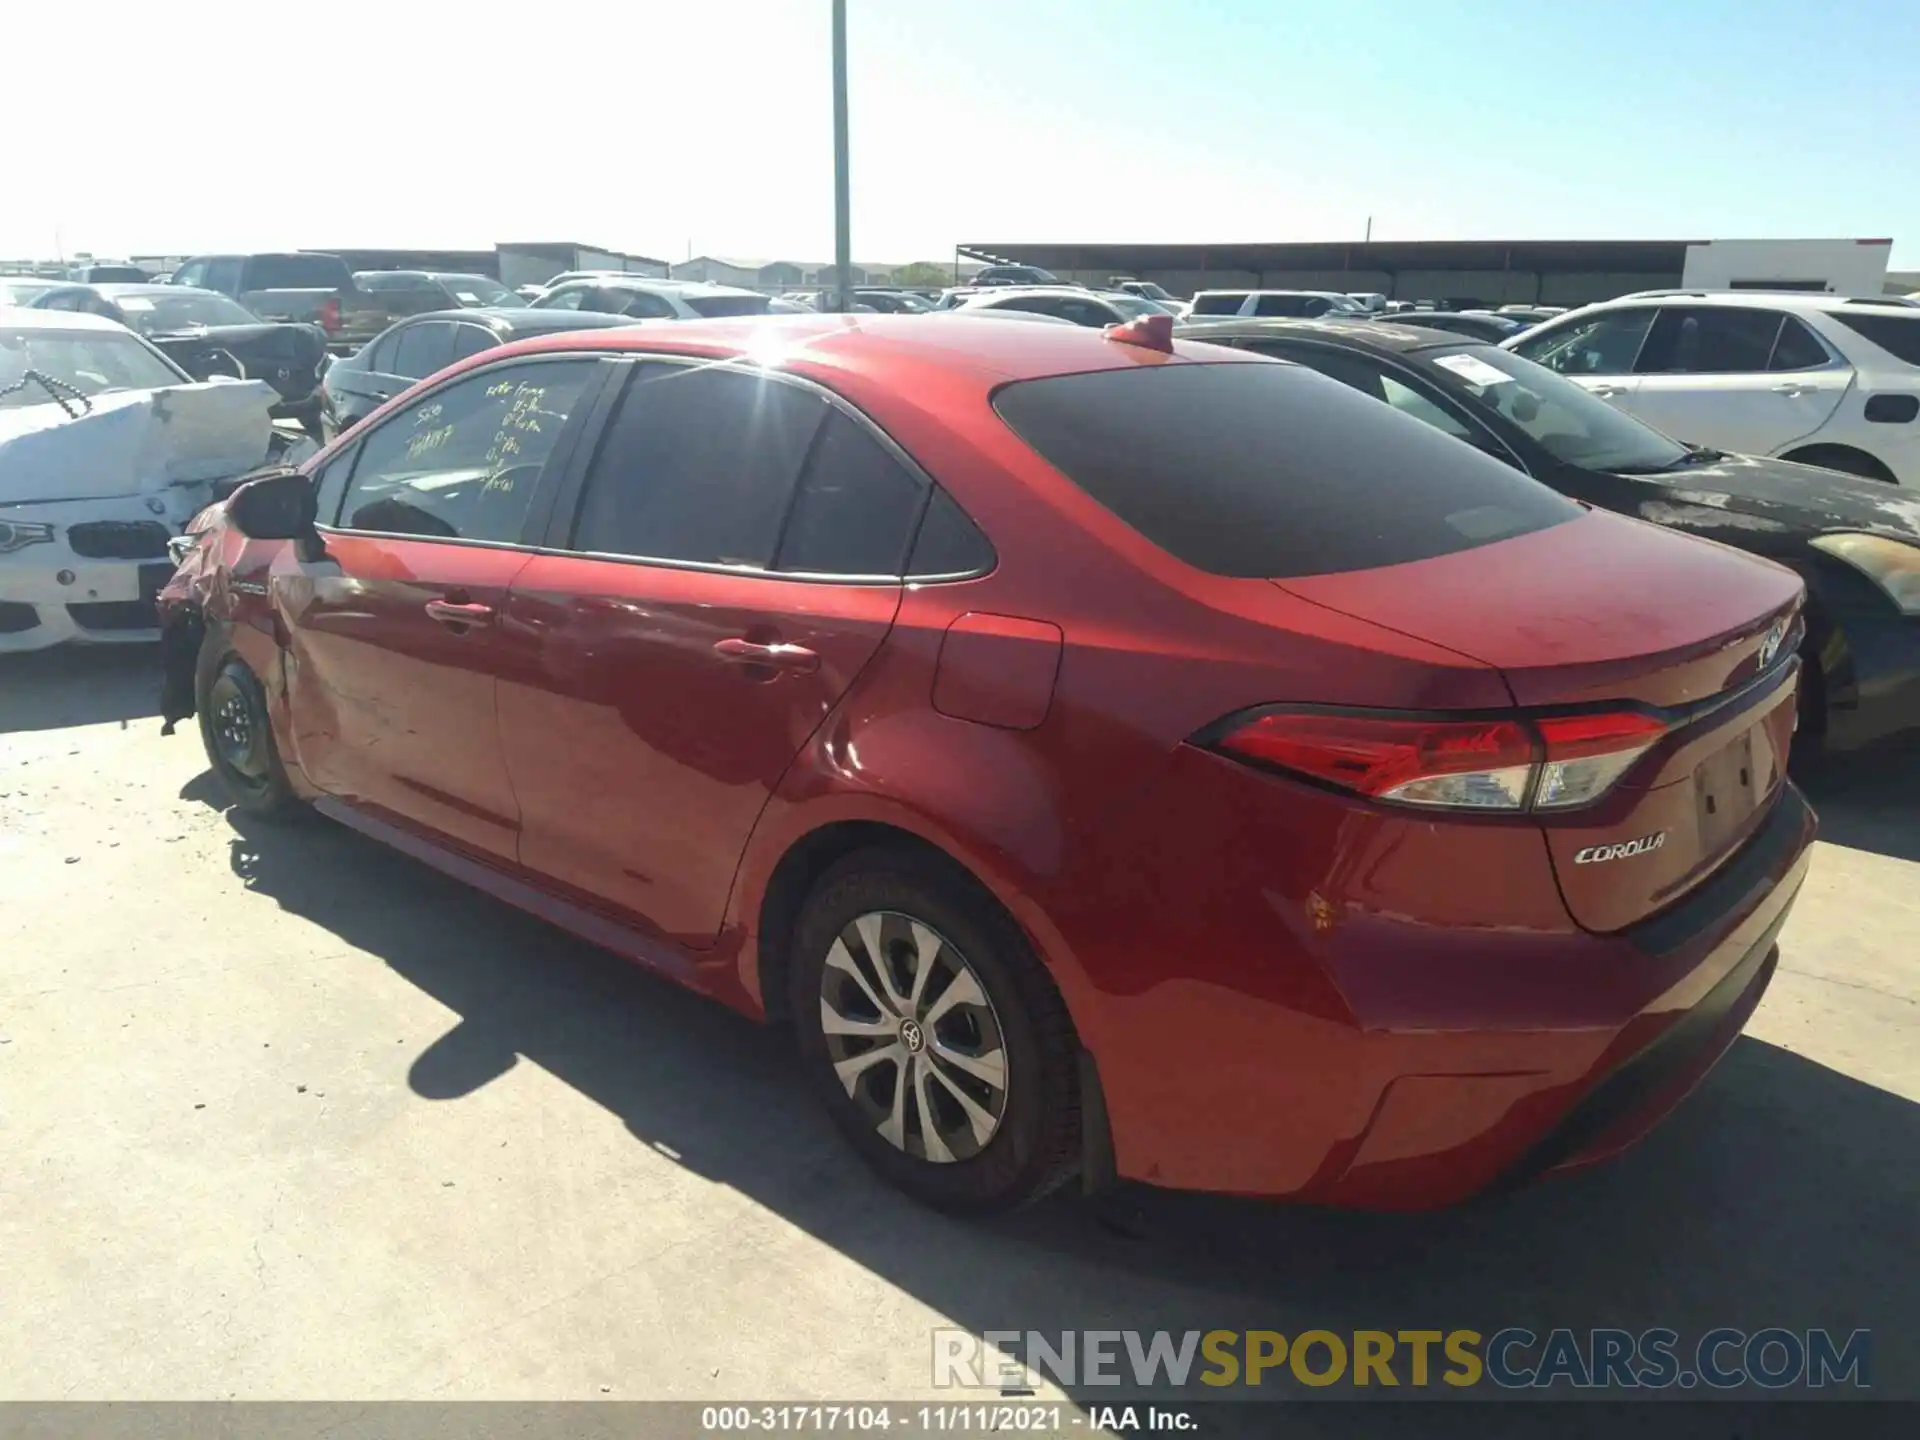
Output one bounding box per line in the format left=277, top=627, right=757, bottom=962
left=10, top=0, right=1920, bottom=266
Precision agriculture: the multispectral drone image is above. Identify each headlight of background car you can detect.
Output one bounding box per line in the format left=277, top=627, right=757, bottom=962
left=0, top=520, right=56, bottom=554
left=1809, top=533, right=1920, bottom=616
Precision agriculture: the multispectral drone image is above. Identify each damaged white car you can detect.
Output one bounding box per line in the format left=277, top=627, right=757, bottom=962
left=0, top=309, right=296, bottom=652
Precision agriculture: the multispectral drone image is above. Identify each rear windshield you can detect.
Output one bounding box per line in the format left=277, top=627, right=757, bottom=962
left=245, top=254, right=350, bottom=290
left=1827, top=310, right=1920, bottom=366
left=993, top=361, right=1579, bottom=578
left=685, top=294, right=772, bottom=318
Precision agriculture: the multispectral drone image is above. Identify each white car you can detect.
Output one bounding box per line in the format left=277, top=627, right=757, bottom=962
left=953, top=287, right=1174, bottom=327
left=530, top=277, right=772, bottom=320
left=1504, top=292, right=1920, bottom=485
left=0, top=309, right=280, bottom=652
left=1186, top=289, right=1367, bottom=320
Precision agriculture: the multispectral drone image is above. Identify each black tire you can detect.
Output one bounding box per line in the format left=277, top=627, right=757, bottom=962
left=789, top=848, right=1081, bottom=1215
left=194, top=635, right=303, bottom=821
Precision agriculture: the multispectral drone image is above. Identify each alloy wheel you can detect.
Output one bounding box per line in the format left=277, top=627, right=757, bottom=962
left=817, top=910, right=1010, bottom=1163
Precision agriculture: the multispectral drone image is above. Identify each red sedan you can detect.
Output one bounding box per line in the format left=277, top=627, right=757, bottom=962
left=159, top=313, right=1815, bottom=1213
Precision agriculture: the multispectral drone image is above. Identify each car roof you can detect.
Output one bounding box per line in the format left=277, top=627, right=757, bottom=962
left=1192, top=288, right=1352, bottom=299
left=552, top=277, right=764, bottom=298
left=1173, top=316, right=1473, bottom=353
left=965, top=286, right=1115, bottom=301
left=95, top=283, right=222, bottom=298
left=0, top=307, right=133, bottom=334
left=460, top=312, right=1255, bottom=388
left=396, top=307, right=643, bottom=335
left=1599, top=290, right=1914, bottom=315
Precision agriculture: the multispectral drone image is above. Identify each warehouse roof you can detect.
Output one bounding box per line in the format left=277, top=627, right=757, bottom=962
left=959, top=239, right=1714, bottom=275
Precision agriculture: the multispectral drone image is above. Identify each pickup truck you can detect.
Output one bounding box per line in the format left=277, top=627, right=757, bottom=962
left=167, top=252, right=387, bottom=355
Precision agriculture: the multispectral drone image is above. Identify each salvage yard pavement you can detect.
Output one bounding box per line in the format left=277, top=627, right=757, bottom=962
left=2, top=644, right=1916, bottom=1404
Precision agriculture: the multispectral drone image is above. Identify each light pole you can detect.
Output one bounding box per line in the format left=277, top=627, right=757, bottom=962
left=832, top=0, right=852, bottom=314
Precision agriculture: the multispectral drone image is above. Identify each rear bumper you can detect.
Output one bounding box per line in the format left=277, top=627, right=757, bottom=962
left=1084, top=775, right=1817, bottom=1207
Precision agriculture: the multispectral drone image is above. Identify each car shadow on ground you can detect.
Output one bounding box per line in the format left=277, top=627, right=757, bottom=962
left=186, top=783, right=1920, bottom=1419
left=0, top=645, right=162, bottom=734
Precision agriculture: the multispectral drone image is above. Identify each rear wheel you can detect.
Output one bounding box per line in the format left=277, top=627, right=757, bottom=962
left=789, top=850, right=1080, bottom=1214
left=195, top=638, right=302, bottom=820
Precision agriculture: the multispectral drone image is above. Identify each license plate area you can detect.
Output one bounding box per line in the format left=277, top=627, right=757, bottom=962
left=1693, top=725, right=1770, bottom=854
left=139, top=562, right=174, bottom=604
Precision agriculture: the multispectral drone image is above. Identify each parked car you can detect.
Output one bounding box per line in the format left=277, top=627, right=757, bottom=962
left=354, top=271, right=464, bottom=318
left=1345, top=292, right=1388, bottom=313
left=168, top=252, right=386, bottom=354
left=1183, top=317, right=1920, bottom=755
left=0, top=276, right=60, bottom=306
left=161, top=314, right=1812, bottom=1215
left=319, top=308, right=641, bottom=436
left=22, top=284, right=329, bottom=435
left=428, top=273, right=518, bottom=308
left=531, top=278, right=772, bottom=320
left=1376, top=309, right=1523, bottom=343
left=1498, top=305, right=1567, bottom=324
left=352, top=271, right=515, bottom=313
left=1, top=310, right=282, bottom=651
left=954, top=287, right=1172, bottom=327
left=1109, top=277, right=1184, bottom=306
left=1505, top=292, right=1920, bottom=485
left=66, top=263, right=151, bottom=283
left=969, top=263, right=1061, bottom=287
left=1187, top=289, right=1366, bottom=320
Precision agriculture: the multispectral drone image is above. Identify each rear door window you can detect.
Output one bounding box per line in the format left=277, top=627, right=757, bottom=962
left=993, top=361, right=1576, bottom=578
left=451, top=324, right=499, bottom=360
left=1636, top=307, right=1785, bottom=374
left=774, top=410, right=927, bottom=576
left=569, top=363, right=826, bottom=567
left=1190, top=293, right=1249, bottom=317
left=391, top=321, right=458, bottom=381
left=1768, top=316, right=1832, bottom=371
left=1253, top=294, right=1310, bottom=317
left=907, top=489, right=995, bottom=578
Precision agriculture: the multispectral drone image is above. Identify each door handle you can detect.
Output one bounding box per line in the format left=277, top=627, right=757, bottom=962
left=1772, top=383, right=1810, bottom=397
left=425, top=599, right=495, bottom=627
left=1590, top=383, right=1626, bottom=398
left=713, top=637, right=819, bottom=673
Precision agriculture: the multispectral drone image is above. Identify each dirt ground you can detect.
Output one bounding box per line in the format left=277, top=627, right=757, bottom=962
left=2, top=644, right=1915, bottom=1412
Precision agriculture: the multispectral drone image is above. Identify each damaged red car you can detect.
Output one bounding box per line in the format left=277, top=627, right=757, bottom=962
left=159, top=313, right=1816, bottom=1213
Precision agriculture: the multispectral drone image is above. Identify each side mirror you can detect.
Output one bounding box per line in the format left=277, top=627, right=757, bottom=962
left=227, top=468, right=318, bottom=541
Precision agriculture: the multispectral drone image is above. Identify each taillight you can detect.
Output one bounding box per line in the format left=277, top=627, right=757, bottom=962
left=317, top=297, right=341, bottom=334
left=1206, top=706, right=1664, bottom=813
left=1532, top=711, right=1666, bottom=810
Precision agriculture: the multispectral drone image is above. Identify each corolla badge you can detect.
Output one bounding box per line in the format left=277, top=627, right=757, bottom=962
left=1573, top=833, right=1666, bottom=864
left=1759, top=619, right=1787, bottom=670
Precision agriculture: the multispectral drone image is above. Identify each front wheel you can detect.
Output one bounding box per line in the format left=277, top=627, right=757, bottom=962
left=195, top=638, right=303, bottom=820
left=789, top=850, right=1081, bottom=1214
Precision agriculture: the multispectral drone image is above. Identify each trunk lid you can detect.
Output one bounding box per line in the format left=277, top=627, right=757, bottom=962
left=1279, top=509, right=1806, bottom=932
